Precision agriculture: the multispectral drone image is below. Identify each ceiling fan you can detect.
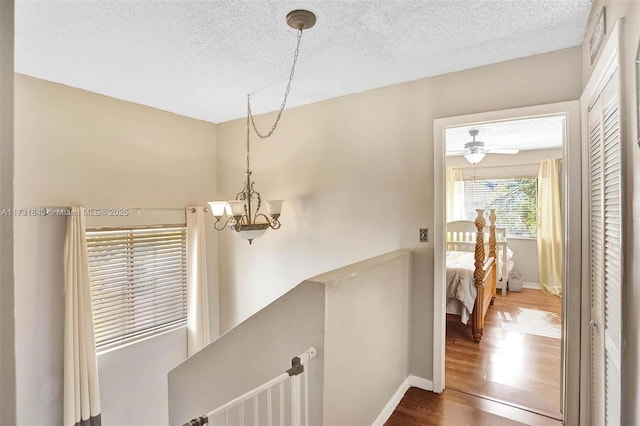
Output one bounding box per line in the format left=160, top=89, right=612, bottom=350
left=447, top=129, right=520, bottom=164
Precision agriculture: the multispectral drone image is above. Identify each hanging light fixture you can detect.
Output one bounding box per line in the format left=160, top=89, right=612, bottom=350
left=463, top=130, right=486, bottom=164
left=464, top=150, right=486, bottom=165
left=208, top=9, right=316, bottom=244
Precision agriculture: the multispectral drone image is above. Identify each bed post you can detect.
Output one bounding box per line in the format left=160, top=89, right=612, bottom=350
left=472, top=209, right=486, bottom=343
left=489, top=209, right=497, bottom=305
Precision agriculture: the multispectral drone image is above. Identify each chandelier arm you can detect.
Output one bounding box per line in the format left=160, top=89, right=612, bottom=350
left=248, top=185, right=261, bottom=222
left=214, top=215, right=235, bottom=231
left=247, top=28, right=303, bottom=140
left=255, top=213, right=281, bottom=229
left=270, top=219, right=281, bottom=230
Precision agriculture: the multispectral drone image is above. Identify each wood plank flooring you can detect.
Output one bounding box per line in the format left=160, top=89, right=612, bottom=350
left=385, top=387, right=562, bottom=426
left=446, top=288, right=562, bottom=418
left=385, top=288, right=562, bottom=425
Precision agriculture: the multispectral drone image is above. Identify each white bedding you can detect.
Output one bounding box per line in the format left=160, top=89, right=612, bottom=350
left=497, top=247, right=514, bottom=281
left=446, top=251, right=477, bottom=324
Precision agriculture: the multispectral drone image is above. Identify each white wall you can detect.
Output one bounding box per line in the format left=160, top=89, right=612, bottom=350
left=0, top=2, right=15, bottom=424
left=98, top=328, right=187, bottom=426
left=216, top=46, right=583, bottom=379
left=508, top=238, right=539, bottom=285
left=13, top=74, right=218, bottom=425
left=582, top=2, right=640, bottom=424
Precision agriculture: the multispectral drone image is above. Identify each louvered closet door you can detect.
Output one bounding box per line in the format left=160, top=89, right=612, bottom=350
left=588, top=69, right=622, bottom=426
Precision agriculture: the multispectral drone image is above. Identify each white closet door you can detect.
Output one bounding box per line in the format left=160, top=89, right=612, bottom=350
left=588, top=69, right=622, bottom=426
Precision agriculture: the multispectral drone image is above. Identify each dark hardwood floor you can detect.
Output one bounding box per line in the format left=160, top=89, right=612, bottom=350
left=385, top=387, right=562, bottom=426
left=385, top=288, right=563, bottom=425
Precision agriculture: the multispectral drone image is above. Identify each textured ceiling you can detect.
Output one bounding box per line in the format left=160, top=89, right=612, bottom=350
left=445, top=115, right=565, bottom=152
left=15, top=1, right=593, bottom=124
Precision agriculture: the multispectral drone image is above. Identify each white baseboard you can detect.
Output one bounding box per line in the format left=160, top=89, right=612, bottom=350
left=408, top=375, right=433, bottom=391
left=522, top=281, right=541, bottom=289
left=371, top=376, right=433, bottom=426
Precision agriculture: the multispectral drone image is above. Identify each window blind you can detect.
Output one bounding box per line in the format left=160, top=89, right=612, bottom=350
left=86, top=225, right=188, bottom=350
left=462, top=178, right=537, bottom=237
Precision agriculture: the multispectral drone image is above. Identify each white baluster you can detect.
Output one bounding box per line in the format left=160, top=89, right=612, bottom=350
left=267, top=387, right=273, bottom=426
left=240, top=401, right=244, bottom=426
left=279, top=381, right=284, bottom=426
left=254, top=395, right=258, bottom=426
left=292, top=374, right=301, bottom=426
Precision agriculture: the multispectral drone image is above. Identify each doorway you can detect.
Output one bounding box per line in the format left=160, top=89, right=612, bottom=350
left=432, top=101, right=582, bottom=425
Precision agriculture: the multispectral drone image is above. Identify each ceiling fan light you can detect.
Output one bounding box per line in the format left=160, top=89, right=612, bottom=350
left=464, top=151, right=485, bottom=164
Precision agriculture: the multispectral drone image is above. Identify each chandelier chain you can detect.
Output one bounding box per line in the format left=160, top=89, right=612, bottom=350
left=247, top=28, right=303, bottom=140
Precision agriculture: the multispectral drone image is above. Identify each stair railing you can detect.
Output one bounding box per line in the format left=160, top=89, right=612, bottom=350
left=183, top=347, right=317, bottom=426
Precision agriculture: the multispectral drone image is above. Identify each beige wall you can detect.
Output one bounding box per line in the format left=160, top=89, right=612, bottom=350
left=582, top=1, right=640, bottom=424
left=216, top=46, right=583, bottom=379
left=0, top=2, right=15, bottom=425
left=13, top=74, right=218, bottom=425
left=321, top=250, right=411, bottom=425
left=169, top=250, right=411, bottom=426
left=169, top=280, right=326, bottom=426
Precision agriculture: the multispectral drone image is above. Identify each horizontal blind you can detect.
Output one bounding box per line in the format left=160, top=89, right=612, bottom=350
left=463, top=178, right=537, bottom=237
left=86, top=225, right=188, bottom=349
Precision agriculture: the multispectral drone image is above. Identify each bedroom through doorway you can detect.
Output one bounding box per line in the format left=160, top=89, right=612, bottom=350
left=441, top=114, right=566, bottom=419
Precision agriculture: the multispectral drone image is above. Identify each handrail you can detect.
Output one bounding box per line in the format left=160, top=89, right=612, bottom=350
left=183, top=347, right=317, bottom=426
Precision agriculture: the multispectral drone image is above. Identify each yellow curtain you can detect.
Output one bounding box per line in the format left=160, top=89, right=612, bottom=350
left=446, top=167, right=464, bottom=222
left=537, top=159, right=563, bottom=296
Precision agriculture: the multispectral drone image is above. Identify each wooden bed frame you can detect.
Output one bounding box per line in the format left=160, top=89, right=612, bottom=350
left=446, top=220, right=509, bottom=297
left=445, top=209, right=498, bottom=343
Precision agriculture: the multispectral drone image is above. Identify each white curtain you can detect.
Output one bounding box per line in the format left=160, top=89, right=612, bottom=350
left=446, top=167, right=464, bottom=222
left=537, top=159, right=563, bottom=296
left=186, top=207, right=211, bottom=356
left=63, top=207, right=101, bottom=426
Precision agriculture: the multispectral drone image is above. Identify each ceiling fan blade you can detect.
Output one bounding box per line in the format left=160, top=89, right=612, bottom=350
left=485, top=148, right=519, bottom=154
left=445, top=150, right=467, bottom=156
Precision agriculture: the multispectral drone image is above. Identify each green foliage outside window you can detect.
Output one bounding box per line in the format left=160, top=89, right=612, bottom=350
left=465, top=178, right=538, bottom=238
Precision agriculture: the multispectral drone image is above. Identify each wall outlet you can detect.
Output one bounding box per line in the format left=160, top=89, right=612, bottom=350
left=419, top=228, right=429, bottom=243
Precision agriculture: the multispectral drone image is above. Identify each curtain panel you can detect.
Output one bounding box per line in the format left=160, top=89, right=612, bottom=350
left=186, top=207, right=211, bottom=356
left=64, top=207, right=102, bottom=426
left=537, top=159, right=563, bottom=296
left=446, top=167, right=464, bottom=222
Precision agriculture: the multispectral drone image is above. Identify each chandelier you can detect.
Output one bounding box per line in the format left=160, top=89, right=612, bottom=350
left=208, top=10, right=316, bottom=244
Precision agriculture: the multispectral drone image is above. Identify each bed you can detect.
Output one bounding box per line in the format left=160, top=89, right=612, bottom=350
left=445, top=209, right=499, bottom=343
left=446, top=220, right=513, bottom=296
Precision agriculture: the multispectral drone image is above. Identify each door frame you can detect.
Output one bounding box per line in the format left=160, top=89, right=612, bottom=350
left=432, top=100, right=582, bottom=424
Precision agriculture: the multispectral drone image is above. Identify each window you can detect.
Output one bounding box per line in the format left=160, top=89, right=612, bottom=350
left=86, top=225, right=188, bottom=350
left=463, top=178, right=537, bottom=237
